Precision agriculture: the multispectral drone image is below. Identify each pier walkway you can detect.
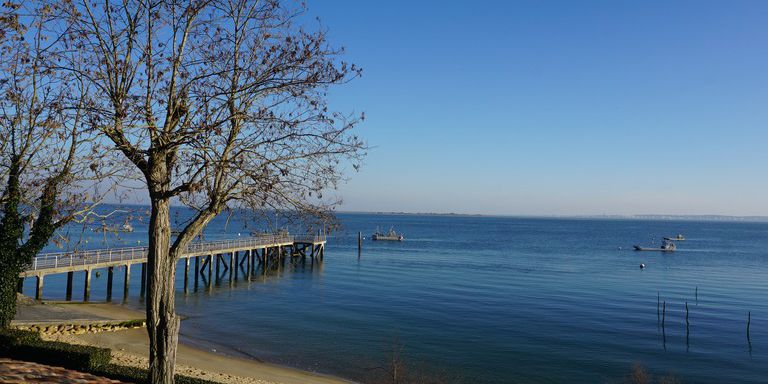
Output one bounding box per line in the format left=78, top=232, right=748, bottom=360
left=19, top=233, right=326, bottom=301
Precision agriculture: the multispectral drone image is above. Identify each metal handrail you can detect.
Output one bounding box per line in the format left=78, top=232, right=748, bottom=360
left=28, top=233, right=321, bottom=272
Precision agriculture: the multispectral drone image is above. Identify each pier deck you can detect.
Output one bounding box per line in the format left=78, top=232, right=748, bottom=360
left=19, top=233, right=326, bottom=301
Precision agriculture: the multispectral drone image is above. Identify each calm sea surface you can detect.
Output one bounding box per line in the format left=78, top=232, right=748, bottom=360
left=26, top=212, right=768, bottom=383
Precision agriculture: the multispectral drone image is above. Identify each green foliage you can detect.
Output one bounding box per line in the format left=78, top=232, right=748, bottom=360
left=0, top=155, right=66, bottom=328
left=0, top=267, right=22, bottom=328
left=0, top=328, right=110, bottom=371
left=0, top=157, right=26, bottom=328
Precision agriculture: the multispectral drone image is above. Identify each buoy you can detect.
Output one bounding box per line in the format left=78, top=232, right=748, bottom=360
left=640, top=263, right=646, bottom=269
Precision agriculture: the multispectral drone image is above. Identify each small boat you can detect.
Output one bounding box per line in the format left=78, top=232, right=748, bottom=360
left=93, top=221, right=134, bottom=233
left=633, top=240, right=676, bottom=252
left=372, top=227, right=404, bottom=241
left=663, top=234, right=685, bottom=241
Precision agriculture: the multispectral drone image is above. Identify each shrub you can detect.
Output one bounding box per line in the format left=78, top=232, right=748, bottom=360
left=0, top=328, right=110, bottom=371
left=0, top=328, right=41, bottom=350
left=0, top=328, right=217, bottom=383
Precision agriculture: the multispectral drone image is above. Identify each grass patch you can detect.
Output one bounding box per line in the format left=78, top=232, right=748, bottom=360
left=116, top=319, right=145, bottom=328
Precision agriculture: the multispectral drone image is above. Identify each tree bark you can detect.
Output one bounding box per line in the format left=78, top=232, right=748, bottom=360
left=146, top=197, right=179, bottom=384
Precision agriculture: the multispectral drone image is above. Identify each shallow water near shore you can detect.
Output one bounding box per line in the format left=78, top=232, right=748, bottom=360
left=25, top=212, right=768, bottom=383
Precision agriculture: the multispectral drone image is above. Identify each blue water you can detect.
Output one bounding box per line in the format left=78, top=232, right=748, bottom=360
left=24, top=212, right=768, bottom=383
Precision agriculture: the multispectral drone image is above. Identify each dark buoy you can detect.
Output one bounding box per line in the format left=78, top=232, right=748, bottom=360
left=640, top=263, right=646, bottom=269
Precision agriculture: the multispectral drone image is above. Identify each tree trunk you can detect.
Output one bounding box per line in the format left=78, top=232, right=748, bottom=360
left=146, top=197, right=179, bottom=384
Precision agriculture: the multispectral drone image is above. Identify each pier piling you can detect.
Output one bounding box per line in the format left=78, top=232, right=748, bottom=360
left=140, top=262, right=147, bottom=297
left=84, top=269, right=91, bottom=302
left=35, top=275, right=43, bottom=300
left=18, top=234, right=326, bottom=301
left=106, top=267, right=114, bottom=301
left=229, top=252, right=234, bottom=282
left=184, top=258, right=190, bottom=291
left=66, top=272, right=74, bottom=300
left=194, top=256, right=200, bottom=289
left=207, top=254, right=213, bottom=280
left=245, top=250, right=251, bottom=281
left=123, top=265, right=130, bottom=301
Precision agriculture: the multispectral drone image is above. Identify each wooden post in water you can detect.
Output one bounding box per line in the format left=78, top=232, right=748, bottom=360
left=695, top=286, right=698, bottom=304
left=358, top=232, right=362, bottom=255
left=685, top=301, right=690, bottom=347
left=657, top=292, right=660, bottom=324
left=662, top=300, right=667, bottom=350
left=748, top=311, right=753, bottom=355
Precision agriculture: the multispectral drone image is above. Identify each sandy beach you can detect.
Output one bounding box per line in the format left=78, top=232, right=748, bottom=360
left=14, top=300, right=353, bottom=384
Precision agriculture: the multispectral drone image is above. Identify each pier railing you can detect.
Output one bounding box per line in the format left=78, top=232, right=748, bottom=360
left=28, top=233, right=316, bottom=272
left=294, top=234, right=327, bottom=244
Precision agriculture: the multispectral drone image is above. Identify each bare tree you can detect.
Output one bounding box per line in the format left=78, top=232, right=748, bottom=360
left=64, top=0, right=365, bottom=382
left=0, top=1, right=124, bottom=327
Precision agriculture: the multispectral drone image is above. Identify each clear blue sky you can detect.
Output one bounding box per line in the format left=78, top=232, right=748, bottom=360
left=306, top=0, right=768, bottom=216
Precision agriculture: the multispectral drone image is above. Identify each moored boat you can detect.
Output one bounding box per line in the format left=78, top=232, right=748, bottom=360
left=633, top=239, right=676, bottom=252
left=663, top=234, right=685, bottom=241
left=372, top=227, right=404, bottom=241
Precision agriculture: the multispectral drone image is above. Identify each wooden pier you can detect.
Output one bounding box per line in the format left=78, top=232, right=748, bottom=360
left=18, top=233, right=326, bottom=301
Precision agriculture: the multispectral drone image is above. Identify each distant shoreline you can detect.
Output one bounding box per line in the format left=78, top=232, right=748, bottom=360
left=90, top=202, right=768, bottom=222
left=335, top=210, right=768, bottom=222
